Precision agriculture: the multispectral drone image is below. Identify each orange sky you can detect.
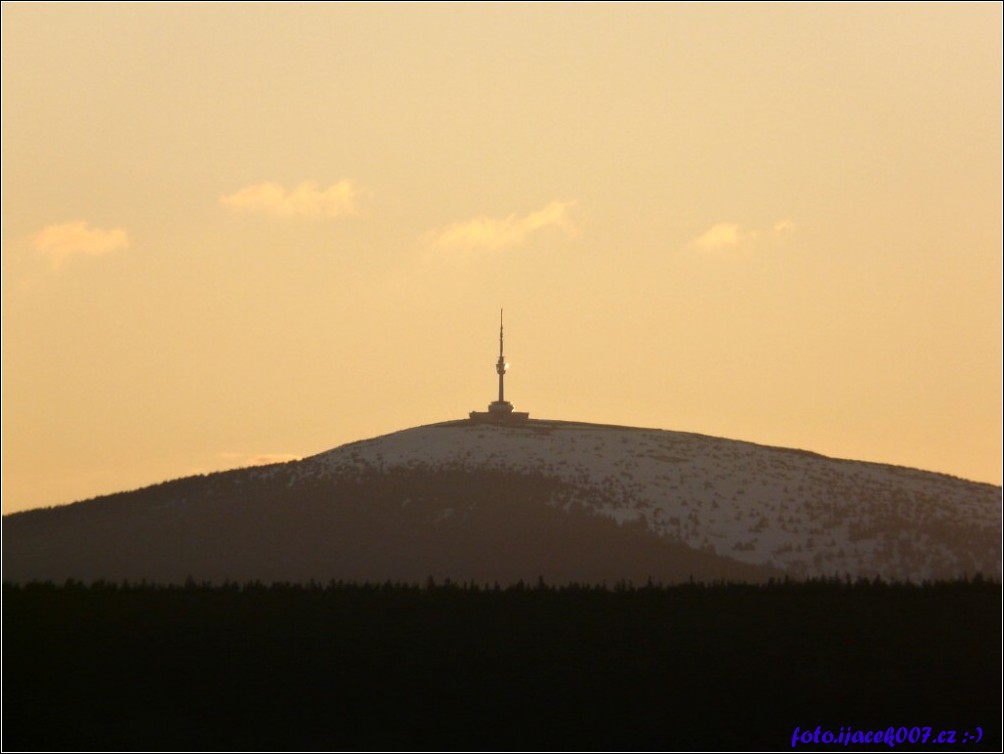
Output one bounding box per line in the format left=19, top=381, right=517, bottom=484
left=2, top=3, right=1001, bottom=513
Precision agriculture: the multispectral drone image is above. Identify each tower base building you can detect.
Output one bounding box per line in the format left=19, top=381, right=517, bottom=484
left=469, top=402, right=530, bottom=423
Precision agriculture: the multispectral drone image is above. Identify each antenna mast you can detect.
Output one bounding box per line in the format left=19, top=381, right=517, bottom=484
left=496, top=308, right=506, bottom=403
left=469, top=308, right=528, bottom=423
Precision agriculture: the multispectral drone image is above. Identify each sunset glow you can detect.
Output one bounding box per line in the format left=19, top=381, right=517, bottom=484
left=2, top=3, right=1000, bottom=513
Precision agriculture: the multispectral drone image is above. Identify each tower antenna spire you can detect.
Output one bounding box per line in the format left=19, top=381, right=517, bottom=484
left=496, top=308, right=506, bottom=404
left=469, top=309, right=528, bottom=423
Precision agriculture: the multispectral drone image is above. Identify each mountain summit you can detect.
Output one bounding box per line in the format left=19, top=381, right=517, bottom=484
left=4, top=419, right=999, bottom=584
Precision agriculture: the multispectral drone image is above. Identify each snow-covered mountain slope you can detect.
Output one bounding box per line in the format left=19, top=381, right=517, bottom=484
left=288, top=419, right=1000, bottom=581
left=3, top=419, right=999, bottom=584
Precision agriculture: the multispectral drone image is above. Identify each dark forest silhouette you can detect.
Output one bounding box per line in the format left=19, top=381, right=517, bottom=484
left=3, top=578, right=999, bottom=751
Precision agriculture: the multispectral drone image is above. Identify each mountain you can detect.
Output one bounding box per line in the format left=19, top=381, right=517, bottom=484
left=3, top=419, right=1000, bottom=584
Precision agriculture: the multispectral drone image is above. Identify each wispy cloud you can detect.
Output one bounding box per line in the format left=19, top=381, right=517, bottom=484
left=220, top=180, right=360, bottom=218
left=691, top=222, right=744, bottom=251
left=690, top=219, right=795, bottom=253
left=428, top=200, right=577, bottom=256
left=32, top=221, right=130, bottom=269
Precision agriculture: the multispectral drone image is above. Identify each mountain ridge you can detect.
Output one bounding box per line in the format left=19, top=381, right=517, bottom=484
left=4, top=419, right=999, bottom=584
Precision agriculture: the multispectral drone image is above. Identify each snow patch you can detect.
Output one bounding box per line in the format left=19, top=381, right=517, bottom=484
left=292, top=422, right=1001, bottom=581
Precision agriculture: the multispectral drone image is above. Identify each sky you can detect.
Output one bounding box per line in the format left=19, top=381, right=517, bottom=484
left=2, top=2, right=1001, bottom=514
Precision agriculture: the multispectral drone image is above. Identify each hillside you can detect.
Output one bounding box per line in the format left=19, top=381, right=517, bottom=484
left=3, top=419, right=999, bottom=584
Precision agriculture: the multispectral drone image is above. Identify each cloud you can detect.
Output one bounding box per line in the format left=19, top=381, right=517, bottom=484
left=691, top=222, right=743, bottom=251
left=428, top=200, right=577, bottom=255
left=32, top=221, right=130, bottom=269
left=220, top=180, right=360, bottom=218
left=690, top=219, right=796, bottom=253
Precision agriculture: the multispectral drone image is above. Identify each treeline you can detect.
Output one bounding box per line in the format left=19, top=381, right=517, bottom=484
left=5, top=570, right=997, bottom=593
left=3, top=578, right=999, bottom=751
